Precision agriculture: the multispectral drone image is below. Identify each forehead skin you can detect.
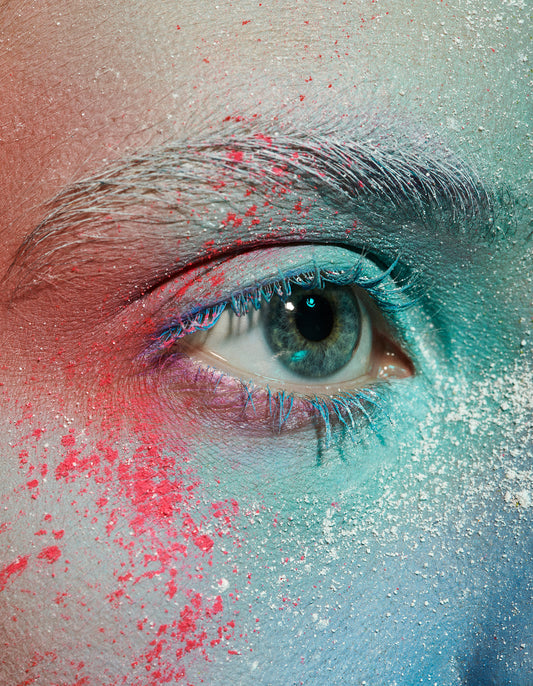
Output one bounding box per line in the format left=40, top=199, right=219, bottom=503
left=0, top=0, right=529, bottom=257
left=0, top=1, right=531, bottom=685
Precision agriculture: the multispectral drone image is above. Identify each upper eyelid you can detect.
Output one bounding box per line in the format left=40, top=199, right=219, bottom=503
left=183, top=252, right=408, bottom=319
left=141, top=247, right=417, bottom=357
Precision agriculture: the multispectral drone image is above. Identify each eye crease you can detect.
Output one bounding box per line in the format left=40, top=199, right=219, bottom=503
left=142, top=245, right=416, bottom=438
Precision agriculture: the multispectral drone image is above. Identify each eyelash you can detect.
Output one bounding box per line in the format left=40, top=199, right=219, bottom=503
left=142, top=252, right=416, bottom=443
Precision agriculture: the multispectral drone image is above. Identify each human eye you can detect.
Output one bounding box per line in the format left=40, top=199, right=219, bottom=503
left=136, top=244, right=415, bottom=440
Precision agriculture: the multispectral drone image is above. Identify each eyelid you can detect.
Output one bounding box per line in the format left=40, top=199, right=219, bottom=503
left=138, top=244, right=414, bottom=354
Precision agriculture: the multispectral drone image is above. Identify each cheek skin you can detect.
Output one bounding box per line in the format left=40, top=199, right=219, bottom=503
left=0, top=282, right=531, bottom=685
left=0, top=383, right=244, bottom=685
left=179, top=372, right=532, bottom=685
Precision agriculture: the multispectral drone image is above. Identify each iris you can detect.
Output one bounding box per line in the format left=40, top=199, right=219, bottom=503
left=262, top=285, right=362, bottom=378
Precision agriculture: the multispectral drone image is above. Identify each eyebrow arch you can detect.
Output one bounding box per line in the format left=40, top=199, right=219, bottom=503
left=4, top=119, right=503, bottom=302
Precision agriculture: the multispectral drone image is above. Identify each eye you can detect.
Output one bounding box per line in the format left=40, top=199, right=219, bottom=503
left=140, top=245, right=416, bottom=437
left=180, top=282, right=411, bottom=392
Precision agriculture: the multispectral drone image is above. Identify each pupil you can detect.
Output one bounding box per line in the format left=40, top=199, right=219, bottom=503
left=294, top=294, right=334, bottom=342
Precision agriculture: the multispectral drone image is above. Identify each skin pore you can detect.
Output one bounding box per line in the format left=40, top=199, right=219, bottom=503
left=0, top=1, right=531, bottom=684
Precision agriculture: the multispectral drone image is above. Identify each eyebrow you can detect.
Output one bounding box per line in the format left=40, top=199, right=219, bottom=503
left=4, top=119, right=503, bottom=303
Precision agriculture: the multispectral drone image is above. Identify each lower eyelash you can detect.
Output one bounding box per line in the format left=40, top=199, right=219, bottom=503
left=155, top=352, right=388, bottom=445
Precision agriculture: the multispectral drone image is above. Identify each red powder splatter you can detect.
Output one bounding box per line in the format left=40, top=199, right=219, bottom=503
left=10, top=403, right=242, bottom=680
left=37, top=546, right=62, bottom=564
left=254, top=132, right=272, bottom=146
left=60, top=433, right=76, bottom=447
left=205, top=595, right=223, bottom=617
left=0, top=555, right=29, bottom=591
left=221, top=212, right=243, bottom=228
left=227, top=149, right=244, bottom=162
left=55, top=452, right=100, bottom=482
left=193, top=534, right=214, bottom=553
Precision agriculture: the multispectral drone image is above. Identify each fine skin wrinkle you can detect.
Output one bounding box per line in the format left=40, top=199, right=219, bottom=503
left=0, top=1, right=531, bottom=685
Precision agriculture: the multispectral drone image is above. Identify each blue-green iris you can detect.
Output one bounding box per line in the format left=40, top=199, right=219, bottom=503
left=262, top=285, right=362, bottom=378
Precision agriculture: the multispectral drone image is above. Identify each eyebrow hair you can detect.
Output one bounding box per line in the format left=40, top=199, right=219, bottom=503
left=4, top=118, right=504, bottom=303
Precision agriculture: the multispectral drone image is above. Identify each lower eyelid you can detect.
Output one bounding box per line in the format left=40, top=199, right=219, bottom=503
left=152, top=350, right=387, bottom=440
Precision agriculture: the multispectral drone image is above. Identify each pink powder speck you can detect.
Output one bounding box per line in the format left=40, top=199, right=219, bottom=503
left=193, top=535, right=214, bottom=553
left=0, top=555, right=29, bottom=591
left=37, top=546, right=62, bottom=564
left=227, top=149, right=244, bottom=162
left=60, top=433, right=76, bottom=447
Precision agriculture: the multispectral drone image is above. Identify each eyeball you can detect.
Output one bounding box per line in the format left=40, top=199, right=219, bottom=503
left=179, top=282, right=413, bottom=395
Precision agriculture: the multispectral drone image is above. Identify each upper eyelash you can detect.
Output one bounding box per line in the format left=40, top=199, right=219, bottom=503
left=150, top=252, right=416, bottom=351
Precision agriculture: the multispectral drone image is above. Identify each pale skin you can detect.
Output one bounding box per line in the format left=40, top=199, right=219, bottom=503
left=0, top=1, right=531, bottom=684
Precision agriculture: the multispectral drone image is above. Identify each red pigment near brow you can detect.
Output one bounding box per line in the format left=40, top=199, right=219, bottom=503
left=37, top=545, right=62, bottom=564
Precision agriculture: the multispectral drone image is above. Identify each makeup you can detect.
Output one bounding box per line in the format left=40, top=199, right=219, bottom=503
left=140, top=245, right=416, bottom=443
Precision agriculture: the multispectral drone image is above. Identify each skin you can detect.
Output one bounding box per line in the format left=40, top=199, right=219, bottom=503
left=0, top=1, right=531, bottom=684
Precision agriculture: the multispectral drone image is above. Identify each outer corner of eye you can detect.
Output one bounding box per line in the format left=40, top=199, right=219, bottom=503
left=360, top=292, right=415, bottom=384
left=373, top=327, right=415, bottom=383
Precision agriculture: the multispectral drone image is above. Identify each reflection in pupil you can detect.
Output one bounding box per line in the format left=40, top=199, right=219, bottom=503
left=293, top=294, right=334, bottom=342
